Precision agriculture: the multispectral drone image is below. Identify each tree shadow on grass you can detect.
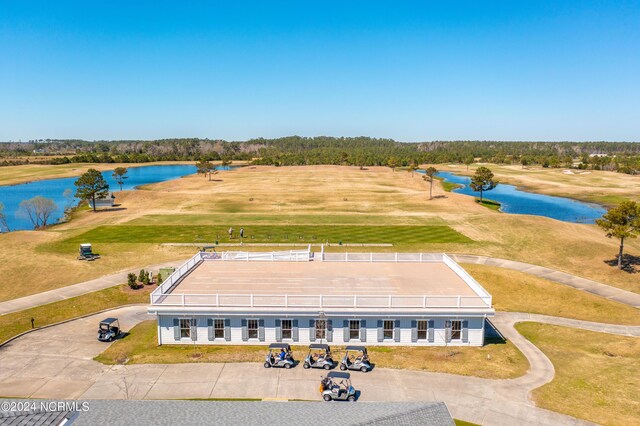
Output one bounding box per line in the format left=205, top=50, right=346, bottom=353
left=93, top=207, right=127, bottom=213
left=603, top=254, right=640, bottom=274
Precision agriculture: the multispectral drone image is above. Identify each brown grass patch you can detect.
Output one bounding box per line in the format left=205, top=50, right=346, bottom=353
left=1, top=165, right=638, bottom=302
left=463, top=264, right=640, bottom=325
left=517, top=322, right=640, bottom=425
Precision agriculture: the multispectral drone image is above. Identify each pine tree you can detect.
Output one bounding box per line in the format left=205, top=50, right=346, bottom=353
left=74, top=169, right=109, bottom=212
left=469, top=167, right=498, bottom=202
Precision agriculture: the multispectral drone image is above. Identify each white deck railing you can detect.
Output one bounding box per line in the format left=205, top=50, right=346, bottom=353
left=150, top=249, right=492, bottom=308
left=150, top=293, right=490, bottom=309
left=442, top=253, right=492, bottom=302
left=320, top=251, right=444, bottom=263
left=205, top=247, right=312, bottom=262
left=150, top=247, right=313, bottom=304
left=153, top=251, right=205, bottom=297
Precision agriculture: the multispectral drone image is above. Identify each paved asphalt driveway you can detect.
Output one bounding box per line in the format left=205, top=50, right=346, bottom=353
left=0, top=306, right=593, bottom=426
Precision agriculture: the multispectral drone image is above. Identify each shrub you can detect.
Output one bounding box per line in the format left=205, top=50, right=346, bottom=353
left=138, top=269, right=146, bottom=283
left=127, top=273, right=138, bottom=289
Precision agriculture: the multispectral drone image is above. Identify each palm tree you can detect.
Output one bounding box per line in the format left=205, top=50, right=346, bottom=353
left=423, top=167, right=438, bottom=200
left=596, top=201, right=640, bottom=269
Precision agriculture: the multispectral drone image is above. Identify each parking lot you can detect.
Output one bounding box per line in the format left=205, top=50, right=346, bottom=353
left=0, top=307, right=446, bottom=401
left=0, top=306, right=588, bottom=425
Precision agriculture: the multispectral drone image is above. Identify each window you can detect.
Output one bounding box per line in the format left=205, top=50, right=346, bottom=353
left=383, top=320, right=394, bottom=340
left=180, top=318, right=193, bottom=339
left=417, top=320, right=428, bottom=340
left=349, top=320, right=360, bottom=340
left=214, top=319, right=225, bottom=339
left=248, top=319, right=258, bottom=339
left=451, top=320, right=462, bottom=340
left=282, top=319, right=292, bottom=339
left=315, top=319, right=326, bottom=341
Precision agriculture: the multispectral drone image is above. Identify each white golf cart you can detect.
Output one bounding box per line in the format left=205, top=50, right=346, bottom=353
left=97, top=318, right=120, bottom=342
left=320, top=371, right=357, bottom=402
left=303, top=343, right=333, bottom=370
left=340, top=345, right=372, bottom=372
left=264, top=343, right=295, bottom=369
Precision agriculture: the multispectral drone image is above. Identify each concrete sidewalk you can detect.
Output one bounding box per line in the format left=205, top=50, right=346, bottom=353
left=449, top=254, right=640, bottom=308
left=500, top=312, right=640, bottom=337
left=3, top=306, right=627, bottom=425
left=0, top=259, right=188, bottom=315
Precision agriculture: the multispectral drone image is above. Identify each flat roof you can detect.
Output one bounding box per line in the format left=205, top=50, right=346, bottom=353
left=171, top=261, right=477, bottom=297
left=150, top=251, right=494, bottom=311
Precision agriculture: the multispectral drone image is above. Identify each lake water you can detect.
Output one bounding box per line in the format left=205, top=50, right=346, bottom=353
left=0, top=164, right=232, bottom=231
left=432, top=171, right=606, bottom=224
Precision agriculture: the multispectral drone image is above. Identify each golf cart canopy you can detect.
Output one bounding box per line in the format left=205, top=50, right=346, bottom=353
left=345, top=345, right=367, bottom=352
left=327, top=371, right=350, bottom=380
left=309, top=344, right=330, bottom=350
left=100, top=318, right=119, bottom=325
left=268, top=343, right=291, bottom=350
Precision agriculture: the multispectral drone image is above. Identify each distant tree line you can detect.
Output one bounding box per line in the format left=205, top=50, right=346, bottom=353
left=1, top=137, right=639, bottom=174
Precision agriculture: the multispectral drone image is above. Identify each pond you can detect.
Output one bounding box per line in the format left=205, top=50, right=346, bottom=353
left=430, top=171, right=607, bottom=224
left=0, top=164, right=232, bottom=231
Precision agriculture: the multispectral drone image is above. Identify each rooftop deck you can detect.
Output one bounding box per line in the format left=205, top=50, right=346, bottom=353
left=150, top=250, right=493, bottom=311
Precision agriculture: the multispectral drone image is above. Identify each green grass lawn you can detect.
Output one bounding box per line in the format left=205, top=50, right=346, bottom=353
left=96, top=320, right=528, bottom=379
left=0, top=285, right=151, bottom=345
left=475, top=198, right=501, bottom=211
left=454, top=420, right=481, bottom=426
left=516, top=322, right=640, bottom=425
left=126, top=213, right=448, bottom=226
left=55, top=224, right=472, bottom=247
left=434, top=176, right=463, bottom=192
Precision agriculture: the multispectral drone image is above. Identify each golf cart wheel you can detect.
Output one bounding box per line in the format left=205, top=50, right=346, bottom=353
left=263, top=362, right=270, bottom=368
left=347, top=395, right=356, bottom=402
left=360, top=366, right=368, bottom=373
left=303, top=363, right=310, bottom=369
left=340, top=364, right=347, bottom=371
left=323, top=394, right=332, bottom=402
left=284, top=363, right=291, bottom=369
left=323, top=364, right=331, bottom=370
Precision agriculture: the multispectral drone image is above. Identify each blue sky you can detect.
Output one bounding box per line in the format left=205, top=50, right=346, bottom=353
left=1, top=1, right=639, bottom=141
